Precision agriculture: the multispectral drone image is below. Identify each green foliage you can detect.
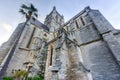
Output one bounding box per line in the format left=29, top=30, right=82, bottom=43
left=3, top=75, right=44, bottom=80
left=13, top=69, right=28, bottom=79
left=19, top=3, right=38, bottom=21
left=32, top=75, right=44, bottom=80
left=39, top=75, right=44, bottom=80
left=2, top=76, right=13, bottom=80
left=26, top=75, right=44, bottom=80
left=26, top=77, right=32, bottom=80
left=33, top=76, right=40, bottom=80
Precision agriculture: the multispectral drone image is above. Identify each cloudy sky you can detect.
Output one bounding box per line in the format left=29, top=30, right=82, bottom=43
left=0, top=0, right=120, bottom=46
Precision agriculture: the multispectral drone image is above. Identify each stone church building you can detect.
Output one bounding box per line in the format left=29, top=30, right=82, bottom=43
left=0, top=6, right=120, bottom=80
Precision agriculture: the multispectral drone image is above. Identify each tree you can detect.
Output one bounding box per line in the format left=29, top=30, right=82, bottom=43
left=19, top=3, right=38, bottom=23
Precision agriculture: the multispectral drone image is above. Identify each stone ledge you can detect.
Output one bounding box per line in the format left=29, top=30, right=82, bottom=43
left=80, top=38, right=102, bottom=46
left=51, top=66, right=59, bottom=72
left=19, top=47, right=30, bottom=51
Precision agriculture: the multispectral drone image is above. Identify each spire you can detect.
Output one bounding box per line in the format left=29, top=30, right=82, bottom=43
left=53, top=6, right=56, bottom=11
left=84, top=6, right=91, bottom=12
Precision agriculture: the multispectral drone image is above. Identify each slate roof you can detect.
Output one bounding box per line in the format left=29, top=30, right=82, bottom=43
left=30, top=19, right=49, bottom=32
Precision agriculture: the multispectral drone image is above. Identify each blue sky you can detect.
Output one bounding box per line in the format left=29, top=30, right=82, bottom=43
left=0, top=0, right=120, bottom=45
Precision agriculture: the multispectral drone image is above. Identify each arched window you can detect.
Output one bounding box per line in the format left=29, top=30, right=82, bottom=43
left=50, top=46, right=53, bottom=65
left=75, top=20, right=79, bottom=28
left=56, top=15, right=58, bottom=22
left=80, top=17, right=85, bottom=26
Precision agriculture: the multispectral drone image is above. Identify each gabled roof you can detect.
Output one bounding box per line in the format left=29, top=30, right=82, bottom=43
left=30, top=19, right=49, bottom=32
left=64, top=6, right=91, bottom=26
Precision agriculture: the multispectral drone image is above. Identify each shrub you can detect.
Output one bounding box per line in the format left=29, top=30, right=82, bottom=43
left=33, top=76, right=40, bottom=80
left=2, top=76, right=13, bottom=80
left=39, top=75, right=44, bottom=80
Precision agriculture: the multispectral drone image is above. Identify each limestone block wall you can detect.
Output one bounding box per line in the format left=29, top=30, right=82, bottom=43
left=67, top=23, right=101, bottom=45
left=88, top=9, right=120, bottom=65
left=8, top=23, right=24, bottom=45
left=1, top=6, right=120, bottom=80
left=45, top=50, right=51, bottom=80
left=81, top=40, right=120, bottom=80
left=64, top=7, right=101, bottom=46
left=6, top=49, right=30, bottom=76
left=67, top=44, right=89, bottom=80
left=62, top=6, right=120, bottom=80
left=0, top=42, right=11, bottom=64
left=45, top=43, right=56, bottom=80
left=19, top=24, right=34, bottom=48
left=88, top=10, right=114, bottom=34
left=28, top=26, right=47, bottom=76
left=57, top=43, right=69, bottom=80
left=114, top=32, right=120, bottom=43
left=6, top=24, right=35, bottom=75
left=0, top=23, right=24, bottom=65
left=77, top=23, right=100, bottom=44
left=45, top=40, right=67, bottom=80
left=30, top=27, right=42, bottom=49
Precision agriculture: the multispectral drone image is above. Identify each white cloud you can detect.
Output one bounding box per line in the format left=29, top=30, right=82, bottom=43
left=114, top=24, right=120, bottom=29
left=0, top=37, right=8, bottom=46
left=2, top=23, right=12, bottom=32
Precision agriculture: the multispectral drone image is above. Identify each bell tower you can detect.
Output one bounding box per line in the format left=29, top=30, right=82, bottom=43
left=44, top=6, right=64, bottom=32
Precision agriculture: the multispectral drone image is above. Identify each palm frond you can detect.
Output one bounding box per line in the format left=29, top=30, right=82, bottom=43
left=19, top=9, right=26, bottom=15
left=19, top=3, right=38, bottom=20
left=32, top=17, right=36, bottom=21
left=30, top=3, right=38, bottom=12
left=34, top=12, right=38, bottom=18
left=21, top=4, right=29, bottom=9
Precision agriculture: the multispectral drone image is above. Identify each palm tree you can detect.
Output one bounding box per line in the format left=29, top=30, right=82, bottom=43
left=19, top=3, right=38, bottom=23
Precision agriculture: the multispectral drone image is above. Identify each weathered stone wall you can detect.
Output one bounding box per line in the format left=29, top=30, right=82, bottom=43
left=67, top=44, right=89, bottom=80
left=0, top=23, right=24, bottom=67
left=114, top=32, right=120, bottom=42
left=57, top=43, right=69, bottom=80
left=31, top=7, right=120, bottom=80
left=67, top=23, right=101, bottom=45
left=19, top=24, right=34, bottom=48
left=81, top=40, right=120, bottom=80
left=62, top=6, right=120, bottom=80
left=5, top=24, right=34, bottom=76
left=45, top=44, right=55, bottom=80
left=1, top=6, right=120, bottom=80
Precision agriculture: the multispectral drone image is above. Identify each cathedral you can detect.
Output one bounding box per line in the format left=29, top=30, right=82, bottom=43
left=0, top=6, right=120, bottom=80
